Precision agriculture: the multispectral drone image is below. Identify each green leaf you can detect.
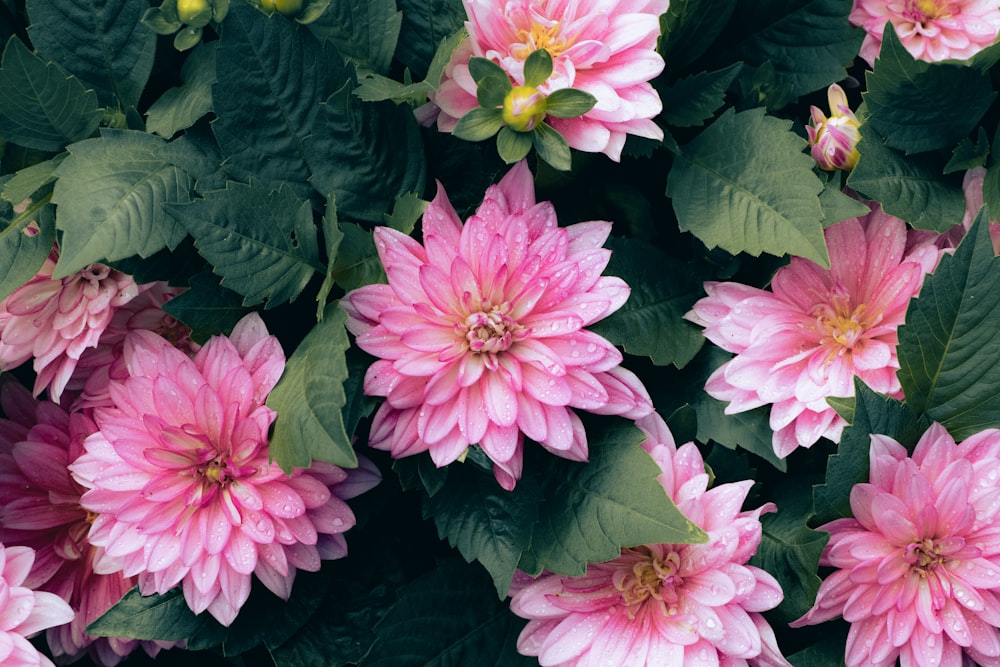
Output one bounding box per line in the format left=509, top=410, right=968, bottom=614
left=361, top=561, right=533, bottom=667
left=162, top=269, right=251, bottom=343
left=865, top=26, right=995, bottom=155
left=659, top=64, right=742, bottom=128
left=267, top=303, right=358, bottom=470
left=659, top=0, right=737, bottom=73
left=531, top=122, right=570, bottom=171
left=897, top=213, right=1000, bottom=439
left=944, top=127, right=990, bottom=174
left=327, top=221, right=386, bottom=292
left=711, top=0, right=863, bottom=109
left=316, top=196, right=343, bottom=319
left=522, top=48, right=553, bottom=88
left=166, top=179, right=321, bottom=308
left=145, top=41, right=216, bottom=138
left=87, top=587, right=224, bottom=643
left=307, top=0, right=402, bottom=75
left=788, top=635, right=850, bottom=667
left=543, top=88, right=597, bottom=119
left=353, top=75, right=433, bottom=105
left=0, top=37, right=102, bottom=151
left=468, top=57, right=508, bottom=85
left=518, top=419, right=707, bottom=577
left=453, top=107, right=505, bottom=142
left=847, top=128, right=965, bottom=232
left=26, top=0, right=156, bottom=109
left=394, top=0, right=466, bottom=78
left=383, top=191, right=426, bottom=234
left=751, top=478, right=829, bottom=624
left=588, top=238, right=707, bottom=368
left=0, top=194, right=56, bottom=301
left=52, top=129, right=192, bottom=277
left=811, top=381, right=926, bottom=526
left=818, top=172, right=870, bottom=227
left=393, top=455, right=450, bottom=497
left=826, top=396, right=855, bottom=423
left=667, top=107, right=828, bottom=266
left=1, top=153, right=64, bottom=205
left=173, top=25, right=203, bottom=51
left=496, top=126, right=533, bottom=164
left=425, top=464, right=541, bottom=597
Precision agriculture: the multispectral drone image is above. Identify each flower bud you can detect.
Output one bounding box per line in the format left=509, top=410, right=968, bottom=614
left=176, top=0, right=212, bottom=25
left=502, top=86, right=547, bottom=133
left=807, top=83, right=861, bottom=171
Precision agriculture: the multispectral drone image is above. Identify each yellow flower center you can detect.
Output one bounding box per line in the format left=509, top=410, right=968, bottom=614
left=613, top=547, right=683, bottom=616
left=813, top=294, right=873, bottom=351
left=512, top=20, right=573, bottom=60
left=201, top=458, right=231, bottom=486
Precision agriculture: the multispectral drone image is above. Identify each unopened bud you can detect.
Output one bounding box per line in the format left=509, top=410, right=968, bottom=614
left=807, top=84, right=861, bottom=171
left=502, top=86, right=547, bottom=133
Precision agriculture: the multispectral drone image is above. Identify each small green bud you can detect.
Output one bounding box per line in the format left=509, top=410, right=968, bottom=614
left=502, top=86, right=547, bottom=133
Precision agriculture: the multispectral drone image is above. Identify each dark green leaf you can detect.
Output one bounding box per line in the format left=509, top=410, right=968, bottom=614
left=519, top=419, right=707, bottom=577
left=826, top=396, right=855, bottom=423
left=667, top=107, right=828, bottom=266
left=944, top=127, right=990, bottom=174
left=659, top=64, right=742, bottom=128
left=383, top=191, right=426, bottom=234
left=145, top=41, right=216, bottom=138
left=865, top=26, right=995, bottom=155
left=531, top=123, right=570, bottom=171
left=453, top=107, right=505, bottom=142
left=316, top=196, right=343, bottom=319
left=788, top=635, right=850, bottom=667
left=659, top=0, right=737, bottom=73
left=818, top=172, right=870, bottom=227
left=393, top=455, right=449, bottom=497
left=267, top=303, right=359, bottom=470
left=353, top=75, right=433, bottom=105
left=361, top=561, right=533, bottom=667
left=166, top=179, right=321, bottom=308
left=522, top=48, right=552, bottom=88
left=897, top=213, right=1000, bottom=439
left=588, top=238, right=707, bottom=368
left=468, top=57, right=508, bottom=84
left=496, top=126, right=533, bottom=164
left=0, top=37, right=102, bottom=151
left=543, top=88, right=597, bottom=119
left=394, top=0, right=466, bottom=78
left=476, top=72, right=511, bottom=109
left=1, top=153, right=64, bottom=205
left=87, top=587, right=224, bottom=643
left=26, top=0, right=155, bottom=109
left=327, top=221, right=386, bottom=292
left=811, top=382, right=926, bottom=526
left=425, top=464, right=541, bottom=597
left=307, top=0, right=401, bottom=75
left=52, top=129, right=192, bottom=277
left=0, top=194, right=56, bottom=301
left=162, top=269, right=251, bottom=343
left=848, top=128, right=965, bottom=232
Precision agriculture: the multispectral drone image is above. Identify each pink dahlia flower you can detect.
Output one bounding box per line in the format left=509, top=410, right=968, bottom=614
left=685, top=205, right=942, bottom=458
left=850, top=0, right=1000, bottom=65
left=793, top=423, right=1000, bottom=667
left=423, top=0, right=668, bottom=161
left=69, top=314, right=381, bottom=626
left=509, top=413, right=790, bottom=666
left=0, top=249, right=141, bottom=404
left=342, top=161, right=653, bottom=490
left=0, top=542, right=74, bottom=667
left=0, top=380, right=176, bottom=666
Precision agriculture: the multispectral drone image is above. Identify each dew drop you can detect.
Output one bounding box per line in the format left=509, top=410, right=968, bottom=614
left=586, top=343, right=596, bottom=353
left=704, top=617, right=716, bottom=629
left=332, top=517, right=344, bottom=527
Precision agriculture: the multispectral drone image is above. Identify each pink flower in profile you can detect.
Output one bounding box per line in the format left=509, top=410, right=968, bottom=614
left=0, top=542, right=74, bottom=667
left=0, top=249, right=141, bottom=403
left=0, top=380, right=175, bottom=666
left=685, top=206, right=941, bottom=458
left=69, top=314, right=381, bottom=626
left=850, top=0, right=1000, bottom=65
left=793, top=423, right=1000, bottom=667
left=423, top=0, right=668, bottom=161
left=509, top=413, right=790, bottom=667
left=342, top=161, right=653, bottom=490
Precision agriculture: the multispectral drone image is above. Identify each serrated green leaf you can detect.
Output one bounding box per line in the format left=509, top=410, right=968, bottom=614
left=328, top=221, right=386, bottom=292
left=425, top=464, right=541, bottom=597
left=826, top=396, right=855, bottom=423
left=496, top=125, right=533, bottom=164
left=166, top=179, right=321, bottom=308
left=383, top=191, right=426, bottom=234
left=316, top=196, right=343, bottom=320
left=145, top=41, right=216, bottom=138
left=532, top=122, right=570, bottom=171
left=87, top=587, right=224, bottom=643
left=0, top=194, right=56, bottom=301
left=0, top=37, right=102, bottom=151
left=811, top=381, right=926, bottom=526
left=26, top=0, right=155, bottom=109
left=394, top=0, right=466, bottom=78
left=307, top=0, right=401, bottom=75
left=361, top=561, right=533, bottom=667
left=544, top=88, right=597, bottom=119
left=659, top=0, right=737, bottom=73
left=162, top=268, right=251, bottom=343
left=522, top=48, right=552, bottom=88
left=865, top=26, right=995, bottom=155
left=818, top=173, right=870, bottom=227
left=667, top=107, right=828, bottom=266
left=1, top=153, right=64, bottom=205
left=353, top=74, right=433, bottom=105
left=588, top=238, right=706, bottom=368
left=518, top=419, right=706, bottom=577
left=267, top=303, right=358, bottom=470
left=453, top=107, right=505, bottom=142
left=944, top=127, right=990, bottom=174
left=847, top=128, right=965, bottom=232
left=751, top=478, right=828, bottom=624
left=52, top=129, right=192, bottom=277
left=393, top=455, right=450, bottom=496
left=659, top=64, right=742, bottom=128
left=897, top=214, right=1000, bottom=439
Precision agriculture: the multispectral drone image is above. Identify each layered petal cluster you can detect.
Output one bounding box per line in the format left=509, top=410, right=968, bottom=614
left=850, top=0, right=1000, bottom=65
left=70, top=314, right=381, bottom=626
left=0, top=543, right=74, bottom=667
left=0, top=249, right=141, bottom=403
left=0, top=380, right=174, bottom=666
left=509, top=414, right=789, bottom=666
left=424, top=0, right=668, bottom=161
left=342, top=161, right=653, bottom=490
left=685, top=206, right=941, bottom=458
left=793, top=424, right=1000, bottom=667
